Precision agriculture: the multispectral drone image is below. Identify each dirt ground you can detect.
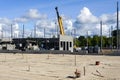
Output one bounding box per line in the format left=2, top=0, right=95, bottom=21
left=0, top=53, right=120, bottom=80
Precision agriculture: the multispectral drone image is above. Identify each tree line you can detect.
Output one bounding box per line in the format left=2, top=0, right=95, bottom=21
left=74, top=30, right=120, bottom=49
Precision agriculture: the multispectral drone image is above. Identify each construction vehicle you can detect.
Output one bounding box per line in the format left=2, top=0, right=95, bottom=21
left=55, top=7, right=76, bottom=50
left=55, top=7, right=65, bottom=35
left=55, top=7, right=74, bottom=52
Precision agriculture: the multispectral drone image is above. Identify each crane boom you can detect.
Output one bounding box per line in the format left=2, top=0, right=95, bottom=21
left=55, top=7, right=65, bottom=35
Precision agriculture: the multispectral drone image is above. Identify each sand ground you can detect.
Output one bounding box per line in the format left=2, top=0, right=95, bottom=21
left=0, top=53, right=120, bottom=80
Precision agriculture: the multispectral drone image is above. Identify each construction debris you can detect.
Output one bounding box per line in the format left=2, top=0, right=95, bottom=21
left=74, top=69, right=81, bottom=78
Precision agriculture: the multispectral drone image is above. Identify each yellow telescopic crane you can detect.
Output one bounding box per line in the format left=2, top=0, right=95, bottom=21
left=55, top=7, right=65, bottom=35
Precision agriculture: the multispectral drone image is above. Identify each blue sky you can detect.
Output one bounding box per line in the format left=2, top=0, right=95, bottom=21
left=0, top=0, right=118, bottom=19
left=0, top=0, right=119, bottom=38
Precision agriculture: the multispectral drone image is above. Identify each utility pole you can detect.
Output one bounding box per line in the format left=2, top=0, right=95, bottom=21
left=44, top=28, right=45, bottom=38
left=31, top=31, right=32, bottom=38
left=11, top=24, right=13, bottom=38
left=109, top=27, right=111, bottom=49
left=109, top=28, right=111, bottom=38
left=55, top=22, right=58, bottom=38
left=1, top=30, right=3, bottom=39
left=34, top=25, right=36, bottom=38
left=74, top=29, right=76, bottom=66
left=87, top=31, right=89, bottom=49
left=22, top=24, right=24, bottom=38
left=111, top=26, right=113, bottom=51
left=74, top=29, right=76, bottom=48
left=100, top=21, right=103, bottom=53
left=117, top=1, right=119, bottom=50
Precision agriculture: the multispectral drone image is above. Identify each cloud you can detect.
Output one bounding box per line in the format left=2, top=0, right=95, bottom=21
left=0, top=18, right=12, bottom=34
left=100, top=11, right=120, bottom=25
left=0, top=17, right=20, bottom=38
left=100, top=14, right=116, bottom=24
left=14, top=17, right=28, bottom=23
left=34, top=6, right=117, bottom=37
left=0, top=24, right=3, bottom=37
left=0, top=9, right=48, bottom=38
left=61, top=15, right=74, bottom=35
left=14, top=9, right=47, bottom=23
left=76, top=7, right=98, bottom=24
left=73, top=7, right=117, bottom=37
left=12, top=23, right=19, bottom=38
left=36, top=31, right=44, bottom=38
left=73, top=7, right=99, bottom=36
left=34, top=15, right=74, bottom=37
left=0, top=18, right=12, bottom=24
left=12, top=9, right=48, bottom=37
left=24, top=9, right=47, bottom=20
left=0, top=7, right=119, bottom=38
left=35, top=19, right=56, bottom=37
left=36, top=19, right=55, bottom=29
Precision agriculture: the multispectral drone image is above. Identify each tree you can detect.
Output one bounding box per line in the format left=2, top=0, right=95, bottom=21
left=91, top=35, right=99, bottom=46
left=112, top=30, right=120, bottom=36
left=74, top=38, right=80, bottom=47
left=102, top=36, right=107, bottom=47
left=87, top=36, right=92, bottom=46
left=78, top=36, right=87, bottom=46
left=112, top=29, right=120, bottom=48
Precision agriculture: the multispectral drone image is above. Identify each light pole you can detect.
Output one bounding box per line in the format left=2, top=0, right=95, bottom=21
left=11, top=24, right=13, bottom=38
left=111, top=26, right=113, bottom=51
left=74, top=29, right=76, bottom=66
left=34, top=25, right=36, bottom=38
left=117, top=1, right=119, bottom=50
left=55, top=22, right=59, bottom=38
left=74, top=29, right=76, bottom=46
left=44, top=28, right=46, bottom=38
left=100, top=21, right=103, bottom=53
left=87, top=31, right=89, bottom=49
left=22, top=24, right=24, bottom=38
left=1, top=30, right=3, bottom=39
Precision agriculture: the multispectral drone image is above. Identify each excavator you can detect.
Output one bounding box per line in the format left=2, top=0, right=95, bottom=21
left=55, top=7, right=65, bottom=35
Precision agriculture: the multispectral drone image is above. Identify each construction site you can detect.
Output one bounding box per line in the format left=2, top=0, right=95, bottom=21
left=0, top=7, right=74, bottom=53
left=0, top=0, right=120, bottom=80
left=0, top=6, right=119, bottom=54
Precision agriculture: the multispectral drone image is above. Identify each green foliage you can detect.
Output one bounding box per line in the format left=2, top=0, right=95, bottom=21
left=112, top=29, right=120, bottom=37
left=78, top=36, right=87, bottom=46
left=74, top=38, right=80, bottom=47
left=91, top=35, right=99, bottom=46
left=77, top=34, right=116, bottom=48
left=102, top=36, right=107, bottom=47
left=52, top=35, right=56, bottom=38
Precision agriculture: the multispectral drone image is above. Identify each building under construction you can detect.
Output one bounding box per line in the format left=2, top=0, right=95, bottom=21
left=0, top=36, right=73, bottom=52
left=0, top=7, right=74, bottom=52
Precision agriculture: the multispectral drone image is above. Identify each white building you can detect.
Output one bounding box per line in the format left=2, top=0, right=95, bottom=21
left=59, top=35, right=73, bottom=52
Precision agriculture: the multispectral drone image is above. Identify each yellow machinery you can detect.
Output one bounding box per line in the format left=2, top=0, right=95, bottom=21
left=55, top=7, right=65, bottom=35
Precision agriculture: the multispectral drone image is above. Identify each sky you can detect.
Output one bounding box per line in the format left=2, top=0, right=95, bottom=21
left=0, top=0, right=119, bottom=38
